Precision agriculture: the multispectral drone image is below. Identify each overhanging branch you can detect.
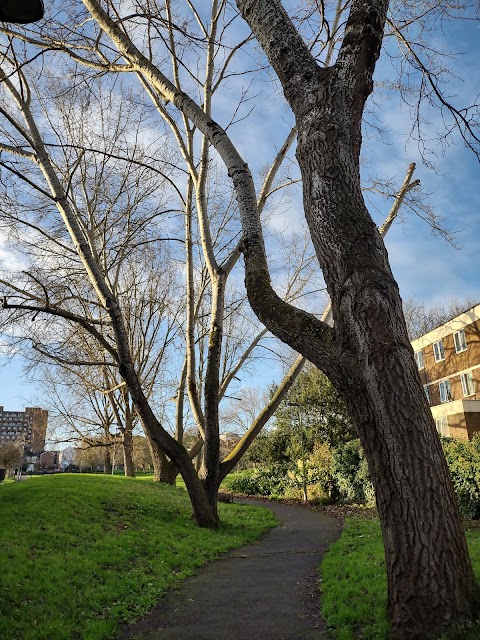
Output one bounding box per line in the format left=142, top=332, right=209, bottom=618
left=79, top=0, right=339, bottom=377
left=1, top=298, right=118, bottom=361
left=32, top=342, right=118, bottom=368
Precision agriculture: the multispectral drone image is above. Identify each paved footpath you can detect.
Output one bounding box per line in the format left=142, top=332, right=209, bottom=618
left=118, top=500, right=342, bottom=640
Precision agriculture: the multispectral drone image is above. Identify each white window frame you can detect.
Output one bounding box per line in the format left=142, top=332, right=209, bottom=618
left=424, top=385, right=430, bottom=405
left=453, top=329, right=467, bottom=353
left=414, top=350, right=424, bottom=370
left=460, top=371, right=475, bottom=397
left=439, top=380, right=452, bottom=403
left=435, top=416, right=449, bottom=437
left=433, top=340, right=445, bottom=362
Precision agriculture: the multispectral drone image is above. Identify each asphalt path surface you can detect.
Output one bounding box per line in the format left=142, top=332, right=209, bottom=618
left=118, top=499, right=342, bottom=640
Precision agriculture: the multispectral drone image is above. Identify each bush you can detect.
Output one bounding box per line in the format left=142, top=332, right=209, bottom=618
left=228, top=470, right=263, bottom=495
left=282, top=485, right=303, bottom=501
left=229, top=467, right=292, bottom=497
left=329, top=434, right=480, bottom=515
left=332, top=439, right=375, bottom=505
left=307, top=442, right=334, bottom=489
left=442, top=436, right=480, bottom=519
left=283, top=483, right=332, bottom=504
left=233, top=433, right=480, bottom=518
left=221, top=471, right=249, bottom=491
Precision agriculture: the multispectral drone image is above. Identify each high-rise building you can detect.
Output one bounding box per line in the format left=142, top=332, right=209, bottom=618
left=0, top=406, right=48, bottom=453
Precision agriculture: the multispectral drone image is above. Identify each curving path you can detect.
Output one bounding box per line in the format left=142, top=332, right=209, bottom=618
left=118, top=499, right=342, bottom=640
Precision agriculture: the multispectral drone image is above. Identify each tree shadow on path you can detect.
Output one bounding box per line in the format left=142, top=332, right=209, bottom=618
left=118, top=499, right=342, bottom=640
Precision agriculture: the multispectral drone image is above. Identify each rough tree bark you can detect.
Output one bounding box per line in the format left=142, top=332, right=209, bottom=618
left=234, top=1, right=480, bottom=637
left=103, top=448, right=112, bottom=475
left=146, top=437, right=168, bottom=483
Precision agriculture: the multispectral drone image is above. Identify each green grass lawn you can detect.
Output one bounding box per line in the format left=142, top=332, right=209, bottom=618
left=320, top=518, right=480, bottom=639
left=0, top=474, right=277, bottom=640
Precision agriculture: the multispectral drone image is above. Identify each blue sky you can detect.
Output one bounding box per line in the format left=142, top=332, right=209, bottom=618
left=377, top=15, right=480, bottom=306
left=0, top=4, right=479, bottom=415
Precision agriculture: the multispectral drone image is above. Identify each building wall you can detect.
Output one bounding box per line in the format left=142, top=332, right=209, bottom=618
left=413, top=313, right=480, bottom=407
left=446, top=413, right=467, bottom=440
left=27, top=408, right=48, bottom=453
left=441, top=410, right=480, bottom=440
left=412, top=305, right=480, bottom=440
left=465, top=412, right=480, bottom=440
left=40, top=450, right=60, bottom=469
left=0, top=406, right=48, bottom=453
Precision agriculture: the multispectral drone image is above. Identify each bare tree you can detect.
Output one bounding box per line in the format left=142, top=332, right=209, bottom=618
left=0, top=71, right=186, bottom=479
left=36, top=361, right=130, bottom=475
left=0, top=58, right=220, bottom=527
left=404, top=296, right=479, bottom=340
left=29, top=0, right=477, bottom=636
left=0, top=442, right=23, bottom=476
left=3, top=6, right=479, bottom=634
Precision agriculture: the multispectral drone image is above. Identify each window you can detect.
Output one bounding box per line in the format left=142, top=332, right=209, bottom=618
left=454, top=329, right=467, bottom=353
left=414, top=351, right=424, bottom=370
left=435, top=416, right=449, bottom=437
left=461, top=372, right=475, bottom=397
left=433, top=340, right=445, bottom=362
left=439, top=380, right=452, bottom=403
left=424, top=385, right=430, bottom=405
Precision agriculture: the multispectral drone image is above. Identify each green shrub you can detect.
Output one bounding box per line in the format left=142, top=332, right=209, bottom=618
left=228, top=470, right=263, bottom=495
left=307, top=442, right=335, bottom=493
left=283, top=483, right=332, bottom=504
left=229, top=467, right=292, bottom=497
left=282, top=485, right=303, bottom=501
left=221, top=471, right=250, bottom=491
left=442, top=436, right=480, bottom=519
left=332, top=439, right=375, bottom=505
left=329, top=434, right=480, bottom=515
left=232, top=433, right=480, bottom=518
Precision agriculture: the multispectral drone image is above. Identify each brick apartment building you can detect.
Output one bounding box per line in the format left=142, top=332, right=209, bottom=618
left=412, top=303, right=480, bottom=439
left=0, top=406, right=48, bottom=453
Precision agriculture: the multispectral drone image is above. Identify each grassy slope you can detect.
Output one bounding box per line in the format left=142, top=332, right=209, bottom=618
left=0, top=474, right=277, bottom=640
left=320, top=518, right=480, bottom=639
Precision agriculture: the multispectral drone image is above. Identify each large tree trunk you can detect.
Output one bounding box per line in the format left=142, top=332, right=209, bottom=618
left=146, top=435, right=168, bottom=482
left=291, top=62, right=480, bottom=639
left=321, top=265, right=480, bottom=636
left=137, top=420, right=217, bottom=527
left=162, top=461, right=178, bottom=485
left=103, top=448, right=112, bottom=475
left=234, top=1, right=480, bottom=637
left=346, top=377, right=479, bottom=638
left=146, top=435, right=177, bottom=484
left=123, top=368, right=217, bottom=526
left=123, top=425, right=135, bottom=478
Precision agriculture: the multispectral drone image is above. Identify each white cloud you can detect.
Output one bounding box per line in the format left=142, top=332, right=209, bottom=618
left=0, top=232, right=27, bottom=272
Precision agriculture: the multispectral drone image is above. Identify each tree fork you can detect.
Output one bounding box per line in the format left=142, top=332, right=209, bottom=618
left=117, top=361, right=218, bottom=528
left=236, top=0, right=480, bottom=636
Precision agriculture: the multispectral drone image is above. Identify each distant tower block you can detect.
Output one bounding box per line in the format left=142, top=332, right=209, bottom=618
left=0, top=406, right=48, bottom=453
